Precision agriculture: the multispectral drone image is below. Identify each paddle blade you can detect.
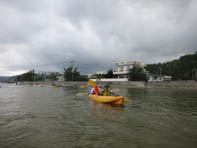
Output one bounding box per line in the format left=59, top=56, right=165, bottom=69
left=123, top=98, right=132, bottom=103
left=88, top=80, right=97, bottom=87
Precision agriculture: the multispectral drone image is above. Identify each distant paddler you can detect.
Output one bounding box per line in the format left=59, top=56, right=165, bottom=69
left=73, top=82, right=78, bottom=88
left=51, top=83, right=59, bottom=88
left=80, top=83, right=88, bottom=88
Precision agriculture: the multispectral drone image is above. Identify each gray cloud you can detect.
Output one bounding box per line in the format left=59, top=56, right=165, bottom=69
left=0, top=0, right=197, bottom=75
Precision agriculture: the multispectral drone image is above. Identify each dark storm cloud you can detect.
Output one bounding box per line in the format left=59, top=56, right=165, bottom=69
left=0, top=0, right=197, bottom=75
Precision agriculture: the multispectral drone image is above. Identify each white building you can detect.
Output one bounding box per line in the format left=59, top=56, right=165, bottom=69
left=90, top=61, right=173, bottom=82
left=147, top=74, right=172, bottom=82
left=56, top=76, right=65, bottom=82
left=113, top=61, right=145, bottom=78
left=96, top=71, right=106, bottom=75
left=87, top=71, right=106, bottom=79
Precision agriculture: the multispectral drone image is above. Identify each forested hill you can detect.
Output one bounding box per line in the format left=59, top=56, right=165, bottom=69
left=0, top=76, right=16, bottom=82
left=145, top=52, right=197, bottom=80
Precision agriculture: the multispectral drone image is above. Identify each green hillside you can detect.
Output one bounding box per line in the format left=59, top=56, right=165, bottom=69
left=145, top=52, right=197, bottom=80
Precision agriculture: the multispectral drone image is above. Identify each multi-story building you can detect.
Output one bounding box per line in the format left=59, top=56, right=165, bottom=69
left=90, top=61, right=172, bottom=82
left=113, top=61, right=145, bottom=78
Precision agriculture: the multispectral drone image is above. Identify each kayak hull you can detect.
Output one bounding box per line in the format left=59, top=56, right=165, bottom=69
left=51, top=85, right=59, bottom=88
left=89, top=94, right=123, bottom=105
left=80, top=86, right=88, bottom=88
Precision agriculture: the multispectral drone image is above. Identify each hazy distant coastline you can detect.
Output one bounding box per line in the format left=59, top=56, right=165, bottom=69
left=2, top=80, right=196, bottom=88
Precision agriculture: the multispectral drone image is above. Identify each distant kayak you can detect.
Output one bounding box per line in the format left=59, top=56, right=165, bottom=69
left=51, top=85, right=59, bottom=88
left=80, top=85, right=88, bottom=88
left=89, top=94, right=123, bottom=105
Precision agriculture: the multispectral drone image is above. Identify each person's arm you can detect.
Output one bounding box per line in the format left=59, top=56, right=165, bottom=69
left=98, top=88, right=102, bottom=95
left=99, top=88, right=104, bottom=95
left=90, top=88, right=94, bottom=94
left=110, top=90, right=117, bottom=96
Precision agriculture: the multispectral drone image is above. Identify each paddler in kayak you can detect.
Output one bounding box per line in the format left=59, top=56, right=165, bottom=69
left=90, top=85, right=101, bottom=95
left=102, top=84, right=115, bottom=96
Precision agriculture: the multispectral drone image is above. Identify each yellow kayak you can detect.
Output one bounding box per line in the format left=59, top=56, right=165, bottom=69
left=51, top=85, right=59, bottom=88
left=89, top=94, right=124, bottom=105
left=80, top=85, right=88, bottom=88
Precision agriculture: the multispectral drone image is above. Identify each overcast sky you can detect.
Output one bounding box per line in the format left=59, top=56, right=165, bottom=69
left=0, top=0, right=197, bottom=76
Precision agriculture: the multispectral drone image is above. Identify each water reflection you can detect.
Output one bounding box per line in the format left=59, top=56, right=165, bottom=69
left=92, top=101, right=123, bottom=110
left=0, top=84, right=197, bottom=148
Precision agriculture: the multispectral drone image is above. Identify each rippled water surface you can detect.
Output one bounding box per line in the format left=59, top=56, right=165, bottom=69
left=0, top=83, right=197, bottom=148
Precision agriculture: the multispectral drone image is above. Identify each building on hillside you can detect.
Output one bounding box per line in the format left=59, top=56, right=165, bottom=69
left=147, top=74, right=172, bottom=82
left=87, top=74, right=97, bottom=79
left=112, top=61, right=172, bottom=82
left=113, top=61, right=145, bottom=78
left=96, top=71, right=106, bottom=75
left=87, top=74, right=93, bottom=79
left=56, top=76, right=65, bottom=82
left=89, top=61, right=172, bottom=82
left=87, top=71, right=106, bottom=79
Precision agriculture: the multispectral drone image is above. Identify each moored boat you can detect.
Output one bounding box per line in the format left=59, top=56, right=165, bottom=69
left=88, top=94, right=124, bottom=105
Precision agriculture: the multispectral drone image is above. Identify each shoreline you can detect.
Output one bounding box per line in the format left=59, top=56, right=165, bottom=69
left=12, top=80, right=197, bottom=88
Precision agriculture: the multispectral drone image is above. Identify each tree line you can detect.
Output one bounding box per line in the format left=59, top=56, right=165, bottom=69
left=63, top=66, right=88, bottom=81
left=145, top=52, right=197, bottom=80
left=16, top=66, right=88, bottom=82
left=16, top=52, right=197, bottom=82
left=92, top=52, right=197, bottom=81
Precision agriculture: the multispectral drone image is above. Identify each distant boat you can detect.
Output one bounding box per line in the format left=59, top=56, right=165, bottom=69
left=51, top=83, right=59, bottom=88
left=51, top=85, right=59, bottom=88
left=80, top=85, right=88, bottom=88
